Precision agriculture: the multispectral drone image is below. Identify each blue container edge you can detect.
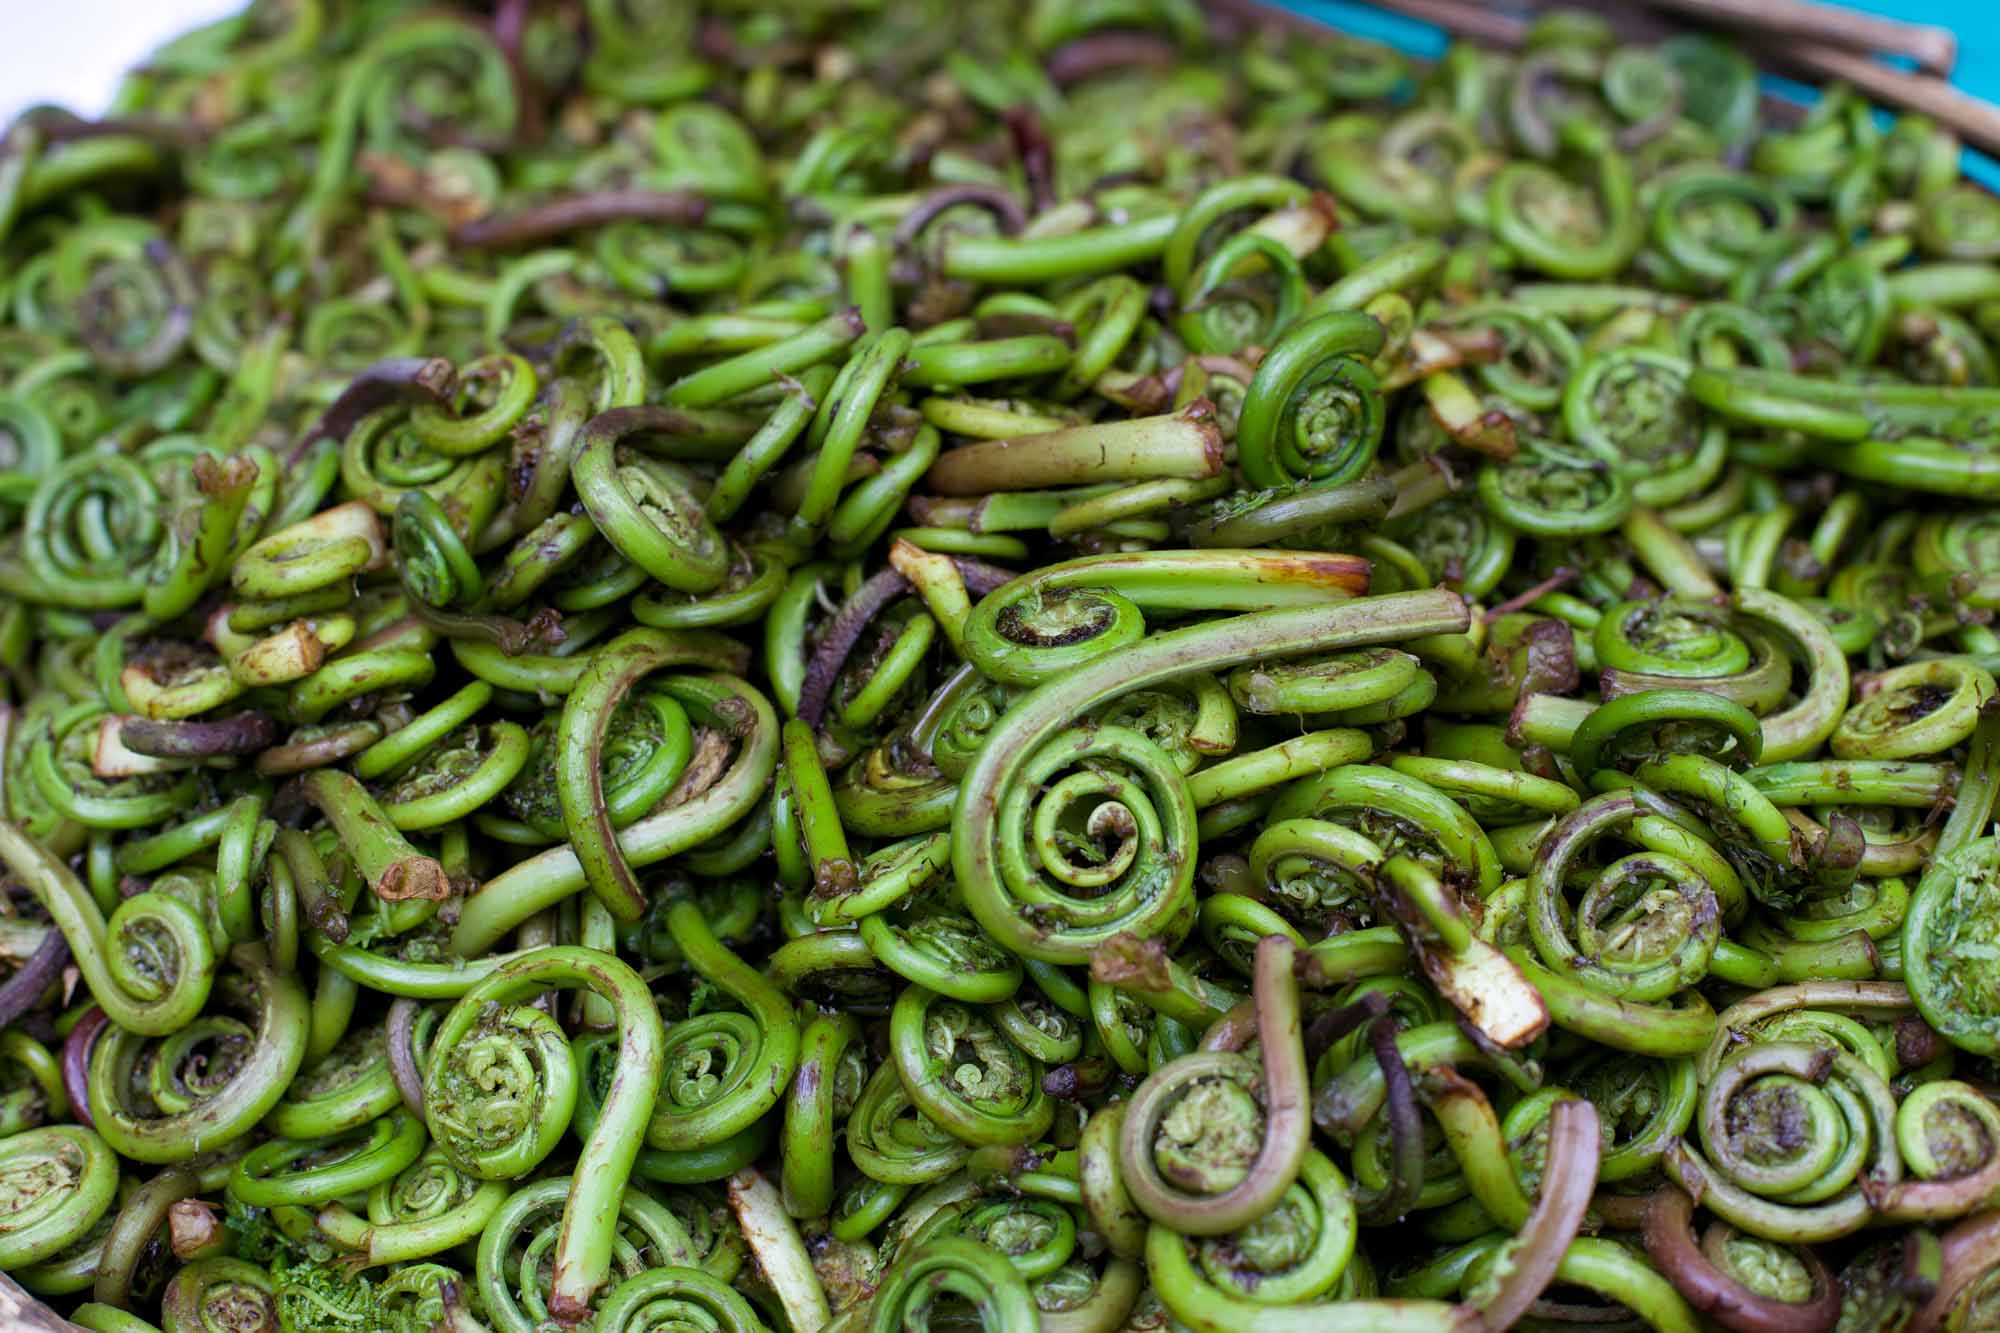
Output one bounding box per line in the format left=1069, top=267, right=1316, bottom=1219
left=1278, top=0, right=2000, bottom=193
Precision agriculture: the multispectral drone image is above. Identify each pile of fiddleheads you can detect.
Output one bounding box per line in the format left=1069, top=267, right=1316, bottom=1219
left=8, top=1, right=2000, bottom=1330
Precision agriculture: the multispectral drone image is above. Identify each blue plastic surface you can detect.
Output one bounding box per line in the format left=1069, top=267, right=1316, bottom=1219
left=1276, top=1, right=2000, bottom=190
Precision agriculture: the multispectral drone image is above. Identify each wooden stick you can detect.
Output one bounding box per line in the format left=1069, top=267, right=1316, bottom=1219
left=1634, top=0, right=1956, bottom=78
left=1246, top=0, right=1985, bottom=151
left=1351, top=0, right=1528, bottom=47
left=1203, top=0, right=1529, bottom=46
left=0, top=1272, right=85, bottom=1332
left=1762, top=42, right=2000, bottom=158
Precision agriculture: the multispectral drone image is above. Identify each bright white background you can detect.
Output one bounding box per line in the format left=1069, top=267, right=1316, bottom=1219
left=0, top=0, right=244, bottom=126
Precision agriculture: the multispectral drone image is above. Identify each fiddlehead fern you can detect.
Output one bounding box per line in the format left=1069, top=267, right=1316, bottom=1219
left=889, top=985, right=1052, bottom=1148
left=0, top=1123, right=119, bottom=1268
left=1236, top=313, right=1387, bottom=490
left=1905, top=836, right=2000, bottom=1057
left=87, top=945, right=309, bottom=1164
left=1119, top=935, right=1309, bottom=1235
left=427, top=946, right=665, bottom=1318
left=158, top=1257, right=278, bottom=1333
left=863, top=1236, right=1039, bottom=1333
left=475, top=1176, right=697, bottom=1333
left=0, top=821, right=215, bottom=1035
left=646, top=900, right=799, bottom=1152
left=956, top=590, right=1467, bottom=963
left=1669, top=1040, right=1900, bottom=1244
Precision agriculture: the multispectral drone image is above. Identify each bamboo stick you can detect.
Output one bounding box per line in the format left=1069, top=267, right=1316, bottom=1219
left=1637, top=0, right=1956, bottom=77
